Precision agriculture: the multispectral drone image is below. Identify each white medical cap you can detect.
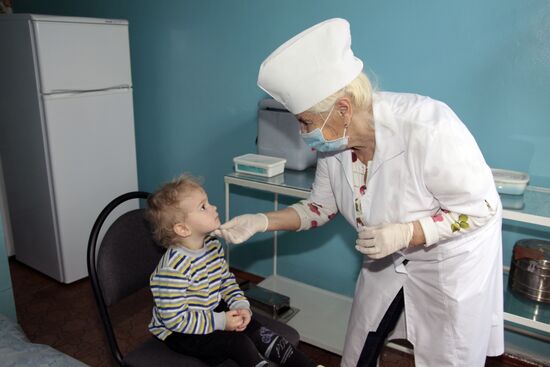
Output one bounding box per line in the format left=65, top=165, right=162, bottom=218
left=257, top=18, right=363, bottom=114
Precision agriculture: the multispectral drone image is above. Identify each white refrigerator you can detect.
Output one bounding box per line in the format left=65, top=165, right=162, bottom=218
left=0, top=14, right=138, bottom=283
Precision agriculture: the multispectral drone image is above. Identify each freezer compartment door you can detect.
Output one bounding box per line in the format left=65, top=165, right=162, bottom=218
left=42, top=89, right=138, bottom=283
left=33, top=19, right=132, bottom=93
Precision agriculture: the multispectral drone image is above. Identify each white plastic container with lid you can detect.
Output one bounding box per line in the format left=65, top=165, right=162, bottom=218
left=233, top=153, right=286, bottom=177
left=491, top=168, right=530, bottom=195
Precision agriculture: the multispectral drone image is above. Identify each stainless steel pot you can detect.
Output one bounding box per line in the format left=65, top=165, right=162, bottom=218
left=509, top=239, right=550, bottom=303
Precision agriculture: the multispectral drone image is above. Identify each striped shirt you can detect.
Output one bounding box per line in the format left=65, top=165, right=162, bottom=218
left=149, top=236, right=249, bottom=340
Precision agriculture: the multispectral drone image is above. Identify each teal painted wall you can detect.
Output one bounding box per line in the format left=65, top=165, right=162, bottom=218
left=12, top=0, right=550, bottom=361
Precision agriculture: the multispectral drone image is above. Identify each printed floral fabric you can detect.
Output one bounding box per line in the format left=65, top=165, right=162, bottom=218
left=291, top=151, right=368, bottom=231
left=421, top=200, right=496, bottom=246
left=350, top=152, right=369, bottom=229
left=291, top=200, right=337, bottom=231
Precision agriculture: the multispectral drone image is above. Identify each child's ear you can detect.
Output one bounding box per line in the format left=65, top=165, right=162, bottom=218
left=173, top=223, right=191, bottom=237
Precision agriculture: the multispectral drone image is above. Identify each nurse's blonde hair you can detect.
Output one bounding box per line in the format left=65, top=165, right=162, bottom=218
left=308, top=72, right=373, bottom=113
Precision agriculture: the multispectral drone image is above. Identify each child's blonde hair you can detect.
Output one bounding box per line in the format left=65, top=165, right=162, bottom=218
left=147, top=173, right=203, bottom=248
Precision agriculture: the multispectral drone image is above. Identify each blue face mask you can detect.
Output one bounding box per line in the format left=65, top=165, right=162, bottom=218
left=300, top=105, right=349, bottom=152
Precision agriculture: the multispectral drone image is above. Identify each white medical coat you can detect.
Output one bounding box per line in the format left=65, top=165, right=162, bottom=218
left=308, top=92, right=504, bottom=366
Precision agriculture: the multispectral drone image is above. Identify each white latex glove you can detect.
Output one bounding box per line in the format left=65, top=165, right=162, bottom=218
left=211, top=213, right=268, bottom=244
left=355, top=222, right=414, bottom=259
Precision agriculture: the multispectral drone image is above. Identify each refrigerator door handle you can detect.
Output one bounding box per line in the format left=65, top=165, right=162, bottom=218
left=44, top=84, right=131, bottom=95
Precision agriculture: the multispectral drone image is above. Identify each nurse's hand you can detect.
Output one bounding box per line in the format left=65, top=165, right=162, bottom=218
left=355, top=222, right=414, bottom=259
left=211, top=213, right=268, bottom=244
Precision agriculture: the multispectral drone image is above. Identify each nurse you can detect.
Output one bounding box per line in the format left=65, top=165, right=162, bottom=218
left=214, top=18, right=503, bottom=367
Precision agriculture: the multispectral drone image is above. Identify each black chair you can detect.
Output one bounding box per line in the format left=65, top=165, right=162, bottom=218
left=87, top=191, right=300, bottom=366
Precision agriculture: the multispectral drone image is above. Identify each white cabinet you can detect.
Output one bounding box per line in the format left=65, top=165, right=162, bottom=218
left=224, top=171, right=550, bottom=353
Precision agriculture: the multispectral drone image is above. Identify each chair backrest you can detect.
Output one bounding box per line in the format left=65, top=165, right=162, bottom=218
left=97, top=207, right=164, bottom=306
left=87, top=191, right=163, bottom=364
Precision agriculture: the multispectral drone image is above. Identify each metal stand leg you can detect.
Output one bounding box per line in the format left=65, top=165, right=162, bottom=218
left=273, top=193, right=278, bottom=276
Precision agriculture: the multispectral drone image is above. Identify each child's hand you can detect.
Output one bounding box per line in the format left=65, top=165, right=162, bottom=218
left=224, top=310, right=244, bottom=331
left=234, top=309, right=252, bottom=332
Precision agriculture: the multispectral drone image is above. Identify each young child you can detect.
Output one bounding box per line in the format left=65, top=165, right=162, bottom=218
left=147, top=174, right=322, bottom=367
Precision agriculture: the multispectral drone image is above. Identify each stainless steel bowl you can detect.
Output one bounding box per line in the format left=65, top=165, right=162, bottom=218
left=509, top=239, right=550, bottom=303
